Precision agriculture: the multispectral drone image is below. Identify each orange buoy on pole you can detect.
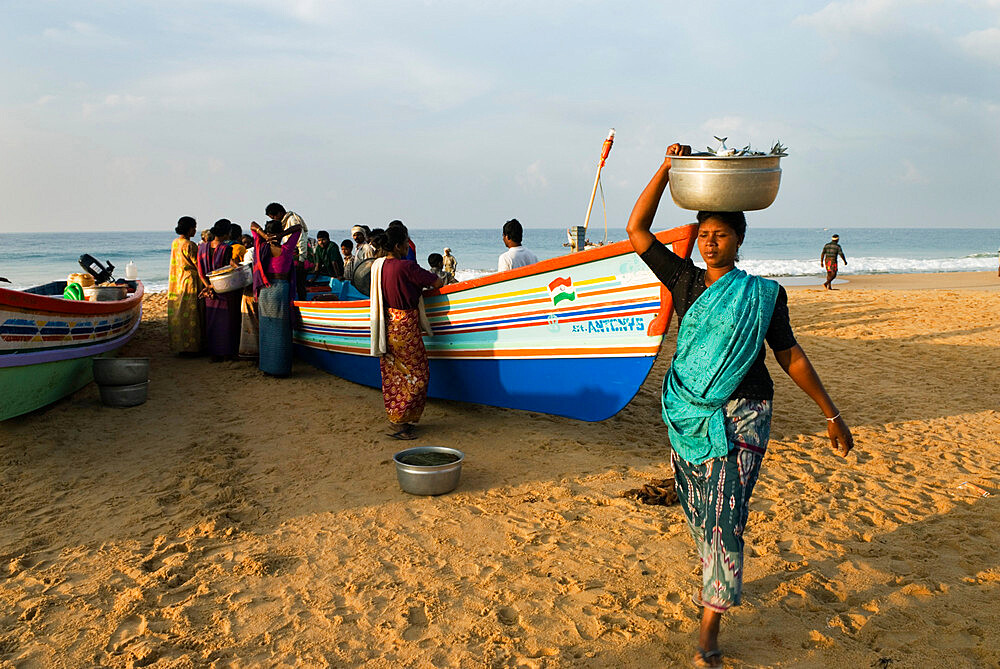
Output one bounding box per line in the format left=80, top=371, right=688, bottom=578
left=583, top=128, right=615, bottom=235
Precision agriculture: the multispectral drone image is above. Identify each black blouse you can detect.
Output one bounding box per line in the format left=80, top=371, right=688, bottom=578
left=639, top=240, right=797, bottom=401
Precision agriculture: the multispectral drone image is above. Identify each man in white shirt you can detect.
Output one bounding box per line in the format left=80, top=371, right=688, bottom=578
left=498, top=218, right=538, bottom=272
left=351, top=225, right=375, bottom=262
left=344, top=225, right=376, bottom=282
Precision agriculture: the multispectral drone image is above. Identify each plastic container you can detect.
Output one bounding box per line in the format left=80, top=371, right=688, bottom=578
left=67, top=273, right=96, bottom=288
left=125, top=260, right=138, bottom=280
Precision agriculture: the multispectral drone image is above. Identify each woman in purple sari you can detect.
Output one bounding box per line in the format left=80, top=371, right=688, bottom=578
left=196, top=219, right=242, bottom=361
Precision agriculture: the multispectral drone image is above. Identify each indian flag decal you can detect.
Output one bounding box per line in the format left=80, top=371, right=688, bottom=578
left=548, top=276, right=576, bottom=305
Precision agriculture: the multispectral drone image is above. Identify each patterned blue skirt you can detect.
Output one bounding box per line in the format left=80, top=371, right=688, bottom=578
left=671, top=397, right=772, bottom=612
left=258, top=280, right=292, bottom=376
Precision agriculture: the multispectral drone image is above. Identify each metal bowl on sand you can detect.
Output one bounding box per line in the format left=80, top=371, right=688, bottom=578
left=668, top=154, right=783, bottom=212
left=93, top=357, right=150, bottom=386
left=98, top=381, right=149, bottom=408
left=393, top=446, right=465, bottom=496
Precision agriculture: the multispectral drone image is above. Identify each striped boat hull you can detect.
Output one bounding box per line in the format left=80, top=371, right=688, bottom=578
left=293, top=225, right=696, bottom=421
left=1, top=281, right=144, bottom=420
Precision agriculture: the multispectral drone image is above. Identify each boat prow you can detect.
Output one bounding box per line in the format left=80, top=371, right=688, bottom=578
left=0, top=281, right=144, bottom=420
left=294, top=225, right=696, bottom=421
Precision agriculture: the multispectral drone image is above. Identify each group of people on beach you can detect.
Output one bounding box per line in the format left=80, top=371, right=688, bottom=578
left=167, top=203, right=307, bottom=376
left=166, top=182, right=857, bottom=665
left=166, top=207, right=474, bottom=440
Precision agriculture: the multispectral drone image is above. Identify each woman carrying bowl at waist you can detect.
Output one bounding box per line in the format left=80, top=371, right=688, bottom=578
left=626, top=143, right=854, bottom=668
left=197, top=218, right=242, bottom=362
left=250, top=219, right=302, bottom=377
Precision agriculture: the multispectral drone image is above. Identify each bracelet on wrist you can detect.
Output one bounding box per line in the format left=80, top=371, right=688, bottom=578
left=825, top=412, right=841, bottom=422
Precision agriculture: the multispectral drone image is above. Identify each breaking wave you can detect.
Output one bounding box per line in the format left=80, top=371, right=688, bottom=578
left=742, top=255, right=997, bottom=277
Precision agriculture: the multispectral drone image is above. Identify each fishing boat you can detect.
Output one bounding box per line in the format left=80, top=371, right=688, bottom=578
left=293, top=224, right=696, bottom=421
left=0, top=281, right=144, bottom=420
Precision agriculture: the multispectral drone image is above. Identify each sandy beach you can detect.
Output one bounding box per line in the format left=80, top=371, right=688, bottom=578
left=1, top=271, right=998, bottom=668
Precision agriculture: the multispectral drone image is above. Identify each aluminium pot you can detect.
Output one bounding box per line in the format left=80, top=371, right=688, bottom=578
left=393, top=446, right=465, bottom=496
left=98, top=381, right=149, bottom=408
left=93, top=357, right=150, bottom=386
left=207, top=264, right=252, bottom=293
left=668, top=154, right=783, bottom=212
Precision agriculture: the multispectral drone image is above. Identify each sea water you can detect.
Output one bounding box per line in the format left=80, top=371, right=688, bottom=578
left=1, top=227, right=997, bottom=292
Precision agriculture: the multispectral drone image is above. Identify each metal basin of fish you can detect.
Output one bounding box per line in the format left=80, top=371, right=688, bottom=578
left=98, top=381, right=149, bottom=408
left=393, top=446, right=465, bottom=495
left=93, top=357, right=150, bottom=386
left=207, top=264, right=252, bottom=293
left=668, top=154, right=782, bottom=212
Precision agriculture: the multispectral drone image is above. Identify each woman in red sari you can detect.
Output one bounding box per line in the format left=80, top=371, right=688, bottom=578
left=377, top=226, right=444, bottom=440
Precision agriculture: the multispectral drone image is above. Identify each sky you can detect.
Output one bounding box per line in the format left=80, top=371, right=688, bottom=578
left=1, top=0, right=999, bottom=232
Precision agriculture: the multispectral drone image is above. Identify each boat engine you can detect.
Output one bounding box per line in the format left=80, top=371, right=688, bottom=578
left=79, top=254, right=116, bottom=284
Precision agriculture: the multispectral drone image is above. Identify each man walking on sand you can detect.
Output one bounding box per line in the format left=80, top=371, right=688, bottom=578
left=498, top=219, right=538, bottom=272
left=442, top=247, right=457, bottom=275
left=820, top=234, right=847, bottom=290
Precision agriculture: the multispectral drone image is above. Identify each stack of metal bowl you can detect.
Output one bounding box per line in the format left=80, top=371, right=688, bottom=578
left=93, top=357, right=150, bottom=407
left=393, top=446, right=465, bottom=495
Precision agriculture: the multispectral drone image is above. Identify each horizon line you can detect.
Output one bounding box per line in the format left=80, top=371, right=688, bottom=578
left=3, top=226, right=1000, bottom=235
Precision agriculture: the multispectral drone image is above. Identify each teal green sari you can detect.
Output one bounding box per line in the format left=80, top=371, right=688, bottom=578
left=661, top=268, right=779, bottom=464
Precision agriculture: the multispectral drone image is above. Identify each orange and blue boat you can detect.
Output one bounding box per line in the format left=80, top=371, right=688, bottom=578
left=0, top=281, right=144, bottom=420
left=293, top=224, right=696, bottom=421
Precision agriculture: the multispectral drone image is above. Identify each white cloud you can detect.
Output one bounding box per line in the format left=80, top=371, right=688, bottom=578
left=346, top=44, right=492, bottom=112
left=959, top=26, right=1000, bottom=62
left=103, top=94, right=145, bottom=107
left=191, top=0, right=348, bottom=25
left=82, top=93, right=146, bottom=118
left=96, top=32, right=491, bottom=117
left=515, top=161, right=548, bottom=191
left=106, top=155, right=149, bottom=185
left=795, top=0, right=916, bottom=34
left=42, top=21, right=126, bottom=47
left=900, top=159, right=928, bottom=183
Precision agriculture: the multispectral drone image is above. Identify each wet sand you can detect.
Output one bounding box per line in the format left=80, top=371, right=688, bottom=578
left=1, top=272, right=998, bottom=668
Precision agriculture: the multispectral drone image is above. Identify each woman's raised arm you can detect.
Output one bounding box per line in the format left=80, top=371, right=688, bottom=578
left=626, top=143, right=690, bottom=255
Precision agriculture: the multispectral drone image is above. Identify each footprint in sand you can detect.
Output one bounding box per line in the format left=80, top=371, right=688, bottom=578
left=106, top=613, right=149, bottom=653
left=497, top=605, right=519, bottom=626
left=402, top=604, right=429, bottom=641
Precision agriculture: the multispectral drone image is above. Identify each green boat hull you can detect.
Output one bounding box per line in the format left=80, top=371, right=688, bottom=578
left=0, top=356, right=96, bottom=421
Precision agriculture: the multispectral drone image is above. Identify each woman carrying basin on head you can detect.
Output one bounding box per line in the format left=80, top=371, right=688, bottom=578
left=626, top=143, right=854, bottom=668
